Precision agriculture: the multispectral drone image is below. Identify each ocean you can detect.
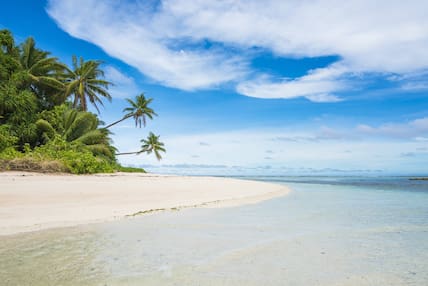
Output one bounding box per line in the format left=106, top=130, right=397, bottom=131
left=1, top=176, right=427, bottom=285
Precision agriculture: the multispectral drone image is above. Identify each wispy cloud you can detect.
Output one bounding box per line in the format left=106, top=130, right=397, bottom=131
left=237, top=63, right=348, bottom=102
left=47, top=0, right=428, bottom=100
left=104, top=66, right=139, bottom=98
left=110, top=121, right=428, bottom=173
left=356, top=117, right=428, bottom=139
left=271, top=126, right=349, bottom=142
left=401, top=152, right=416, bottom=157
left=138, top=163, right=384, bottom=176
left=388, top=70, right=428, bottom=91
left=47, top=0, right=248, bottom=91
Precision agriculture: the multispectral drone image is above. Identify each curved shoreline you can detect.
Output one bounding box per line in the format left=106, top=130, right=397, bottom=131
left=0, top=172, right=290, bottom=236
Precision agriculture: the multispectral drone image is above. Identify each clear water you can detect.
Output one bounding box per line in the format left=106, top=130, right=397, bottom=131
left=1, top=177, right=428, bottom=285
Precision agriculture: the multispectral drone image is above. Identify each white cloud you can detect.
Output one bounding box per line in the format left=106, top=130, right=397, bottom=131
left=271, top=126, right=350, bottom=142
left=47, top=0, right=428, bottom=99
left=237, top=64, right=347, bottom=102
left=104, top=66, right=139, bottom=98
left=105, top=117, right=428, bottom=174
left=120, top=128, right=426, bottom=174
left=388, top=70, right=428, bottom=91
left=164, top=0, right=428, bottom=72
left=47, top=0, right=248, bottom=91
left=356, top=117, right=428, bottom=139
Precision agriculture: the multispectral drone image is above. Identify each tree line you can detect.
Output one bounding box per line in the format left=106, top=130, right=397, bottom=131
left=0, top=29, right=165, bottom=173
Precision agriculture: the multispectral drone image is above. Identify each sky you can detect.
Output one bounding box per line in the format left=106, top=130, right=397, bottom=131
left=1, top=0, right=427, bottom=175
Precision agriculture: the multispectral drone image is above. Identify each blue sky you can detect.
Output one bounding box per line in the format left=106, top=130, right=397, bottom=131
left=1, top=0, right=428, bottom=175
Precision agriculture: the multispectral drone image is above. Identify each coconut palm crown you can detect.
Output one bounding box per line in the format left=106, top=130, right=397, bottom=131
left=116, top=132, right=165, bottom=161
left=18, top=37, right=65, bottom=91
left=105, top=93, right=157, bottom=129
left=138, top=132, right=166, bottom=161
left=63, top=55, right=112, bottom=113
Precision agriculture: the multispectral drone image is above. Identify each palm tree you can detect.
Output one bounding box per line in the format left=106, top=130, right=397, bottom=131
left=140, top=132, right=165, bottom=161
left=0, top=29, right=16, bottom=55
left=36, top=108, right=115, bottom=159
left=105, top=93, right=157, bottom=129
left=17, top=37, right=65, bottom=92
left=0, top=30, right=20, bottom=81
left=63, top=55, right=112, bottom=112
left=116, top=132, right=165, bottom=161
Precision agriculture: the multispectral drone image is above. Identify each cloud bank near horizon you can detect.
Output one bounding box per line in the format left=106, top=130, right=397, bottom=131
left=47, top=0, right=428, bottom=101
left=111, top=115, right=428, bottom=174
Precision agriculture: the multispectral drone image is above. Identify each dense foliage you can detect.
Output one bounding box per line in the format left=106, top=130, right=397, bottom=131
left=0, top=29, right=165, bottom=173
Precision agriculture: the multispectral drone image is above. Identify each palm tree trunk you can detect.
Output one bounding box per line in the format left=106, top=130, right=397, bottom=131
left=105, top=114, right=132, bottom=129
left=73, top=94, right=79, bottom=108
left=116, top=151, right=139, bottom=155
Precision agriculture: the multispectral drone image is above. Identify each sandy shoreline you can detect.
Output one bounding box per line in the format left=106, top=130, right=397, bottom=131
left=0, top=172, right=290, bottom=235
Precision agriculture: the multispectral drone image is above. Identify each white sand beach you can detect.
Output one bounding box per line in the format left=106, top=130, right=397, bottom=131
left=0, top=172, right=290, bottom=235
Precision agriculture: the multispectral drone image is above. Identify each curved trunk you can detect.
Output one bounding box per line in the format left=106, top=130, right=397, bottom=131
left=105, top=114, right=132, bottom=129
left=116, top=151, right=139, bottom=156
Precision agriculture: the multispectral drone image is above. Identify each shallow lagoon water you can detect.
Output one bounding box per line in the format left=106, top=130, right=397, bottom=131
left=1, top=177, right=428, bottom=285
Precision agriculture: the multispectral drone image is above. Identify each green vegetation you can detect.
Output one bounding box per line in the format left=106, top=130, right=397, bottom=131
left=0, top=29, right=165, bottom=174
left=117, top=132, right=166, bottom=160
left=64, top=55, right=112, bottom=112
left=105, top=93, right=156, bottom=128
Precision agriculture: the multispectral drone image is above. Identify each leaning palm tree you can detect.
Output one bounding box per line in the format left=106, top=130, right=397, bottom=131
left=116, top=132, right=165, bottom=161
left=105, top=93, right=157, bottom=129
left=63, top=55, right=112, bottom=112
left=139, top=132, right=166, bottom=161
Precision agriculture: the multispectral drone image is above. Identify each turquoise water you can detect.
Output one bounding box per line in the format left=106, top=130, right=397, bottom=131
left=1, top=177, right=428, bottom=285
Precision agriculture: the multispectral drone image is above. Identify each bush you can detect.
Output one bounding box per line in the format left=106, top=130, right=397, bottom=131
left=59, top=149, right=114, bottom=174
left=115, top=165, right=146, bottom=173
left=0, top=146, right=22, bottom=159
left=0, top=125, right=18, bottom=152
left=0, top=137, right=115, bottom=174
left=31, top=138, right=115, bottom=174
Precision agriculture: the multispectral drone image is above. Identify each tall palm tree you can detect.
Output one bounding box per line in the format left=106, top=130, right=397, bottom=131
left=105, top=93, right=157, bottom=129
left=116, top=132, right=165, bottom=161
left=63, top=55, right=112, bottom=112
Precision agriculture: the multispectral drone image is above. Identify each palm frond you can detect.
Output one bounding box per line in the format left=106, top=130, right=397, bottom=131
left=35, top=119, right=56, bottom=141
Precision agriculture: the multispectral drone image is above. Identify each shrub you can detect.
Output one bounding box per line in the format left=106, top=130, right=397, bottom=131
left=115, top=165, right=146, bottom=173
left=59, top=149, right=114, bottom=174
left=0, top=137, right=115, bottom=174
left=31, top=138, right=115, bottom=174
left=0, top=146, right=22, bottom=159
left=0, top=125, right=18, bottom=152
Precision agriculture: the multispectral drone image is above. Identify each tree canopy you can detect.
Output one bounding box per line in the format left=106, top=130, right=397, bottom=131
left=0, top=29, right=165, bottom=174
